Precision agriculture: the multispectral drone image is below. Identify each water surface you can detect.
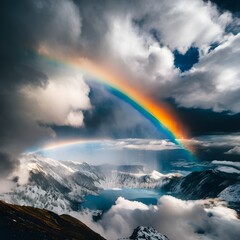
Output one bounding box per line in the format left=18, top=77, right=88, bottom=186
left=80, top=188, right=165, bottom=212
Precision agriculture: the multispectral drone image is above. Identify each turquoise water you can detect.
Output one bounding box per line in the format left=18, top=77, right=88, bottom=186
left=80, top=188, right=165, bottom=212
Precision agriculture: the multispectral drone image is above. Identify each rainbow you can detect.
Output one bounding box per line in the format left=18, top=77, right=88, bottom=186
left=34, top=48, right=188, bottom=148
left=39, top=138, right=106, bottom=152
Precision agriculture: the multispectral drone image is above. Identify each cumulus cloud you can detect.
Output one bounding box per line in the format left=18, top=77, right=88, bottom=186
left=137, top=0, right=232, bottom=53
left=76, top=0, right=238, bottom=115
left=105, top=15, right=178, bottom=84
left=21, top=72, right=91, bottom=127
left=79, top=0, right=231, bottom=54
left=73, top=196, right=240, bottom=240
left=70, top=0, right=232, bottom=86
left=173, top=33, right=240, bottom=113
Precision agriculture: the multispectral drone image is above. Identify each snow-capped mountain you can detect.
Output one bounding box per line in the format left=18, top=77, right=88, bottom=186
left=167, top=168, right=240, bottom=211
left=97, top=164, right=181, bottom=189
left=0, top=153, right=179, bottom=213
left=0, top=154, right=104, bottom=213
left=120, top=226, right=169, bottom=240
left=2, top=153, right=239, bottom=215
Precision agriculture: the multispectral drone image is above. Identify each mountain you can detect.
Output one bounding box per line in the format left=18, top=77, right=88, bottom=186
left=0, top=153, right=104, bottom=213
left=167, top=168, right=240, bottom=211
left=0, top=154, right=180, bottom=213
left=169, top=169, right=238, bottom=199
left=96, top=164, right=181, bottom=189
left=120, top=226, right=169, bottom=240
left=2, top=153, right=239, bottom=215
left=0, top=200, right=105, bottom=240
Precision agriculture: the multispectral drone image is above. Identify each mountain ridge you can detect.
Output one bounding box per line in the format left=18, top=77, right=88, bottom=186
left=0, top=153, right=178, bottom=213
left=120, top=226, right=169, bottom=240
left=0, top=200, right=105, bottom=240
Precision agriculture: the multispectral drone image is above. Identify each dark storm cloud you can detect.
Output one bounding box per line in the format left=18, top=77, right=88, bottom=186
left=0, top=0, right=82, bottom=178
left=0, top=0, right=81, bottom=78
left=181, top=133, right=240, bottom=162
left=54, top=83, right=160, bottom=139
left=0, top=152, right=18, bottom=178
left=165, top=98, right=240, bottom=136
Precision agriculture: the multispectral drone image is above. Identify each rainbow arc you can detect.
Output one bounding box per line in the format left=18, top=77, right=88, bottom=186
left=35, top=50, right=190, bottom=151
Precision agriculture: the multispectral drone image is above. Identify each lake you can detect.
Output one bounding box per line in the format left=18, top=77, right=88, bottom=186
left=80, top=188, right=166, bottom=212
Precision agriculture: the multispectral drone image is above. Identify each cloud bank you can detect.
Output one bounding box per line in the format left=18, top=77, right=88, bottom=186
left=104, top=138, right=180, bottom=151
left=73, top=196, right=240, bottom=240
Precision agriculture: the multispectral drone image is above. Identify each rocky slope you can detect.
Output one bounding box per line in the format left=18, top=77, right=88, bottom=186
left=0, top=200, right=105, bottom=240
left=167, top=167, right=240, bottom=211
left=120, top=226, right=169, bottom=240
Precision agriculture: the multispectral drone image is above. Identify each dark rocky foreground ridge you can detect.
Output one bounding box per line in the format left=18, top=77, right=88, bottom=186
left=0, top=200, right=105, bottom=240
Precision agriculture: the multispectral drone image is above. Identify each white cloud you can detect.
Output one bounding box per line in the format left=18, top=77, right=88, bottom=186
left=173, top=33, right=240, bottom=113
left=92, top=0, right=238, bottom=114
left=105, top=15, right=178, bottom=84
left=0, top=179, right=14, bottom=194
left=65, top=111, right=84, bottom=127
left=102, top=0, right=231, bottom=55
left=21, top=72, right=91, bottom=128
left=73, top=196, right=240, bottom=240
left=102, top=138, right=181, bottom=151
left=212, top=160, right=240, bottom=168
left=139, top=0, right=232, bottom=53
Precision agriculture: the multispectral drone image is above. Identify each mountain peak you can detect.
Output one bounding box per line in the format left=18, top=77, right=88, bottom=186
left=122, top=226, right=169, bottom=240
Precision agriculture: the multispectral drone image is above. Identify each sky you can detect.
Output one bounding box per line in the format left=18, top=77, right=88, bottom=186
left=0, top=0, right=240, bottom=176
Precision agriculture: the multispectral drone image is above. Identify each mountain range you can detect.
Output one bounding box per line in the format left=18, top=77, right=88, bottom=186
left=1, top=153, right=239, bottom=240
left=1, top=153, right=239, bottom=214
left=0, top=153, right=180, bottom=213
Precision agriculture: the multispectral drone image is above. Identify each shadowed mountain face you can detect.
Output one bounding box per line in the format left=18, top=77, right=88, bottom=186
left=0, top=201, right=105, bottom=240
left=120, top=226, right=169, bottom=240
left=168, top=169, right=239, bottom=199
left=165, top=169, right=240, bottom=212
